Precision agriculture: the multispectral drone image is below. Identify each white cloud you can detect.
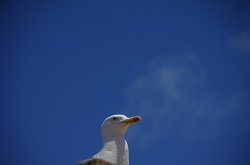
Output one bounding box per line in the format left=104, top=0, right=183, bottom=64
left=230, top=31, right=250, bottom=54
left=124, top=53, right=249, bottom=149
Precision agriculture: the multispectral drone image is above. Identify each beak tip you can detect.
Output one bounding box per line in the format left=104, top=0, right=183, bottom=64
left=134, top=116, right=141, bottom=122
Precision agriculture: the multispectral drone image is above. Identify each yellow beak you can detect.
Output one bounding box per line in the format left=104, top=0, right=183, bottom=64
left=121, top=116, right=141, bottom=125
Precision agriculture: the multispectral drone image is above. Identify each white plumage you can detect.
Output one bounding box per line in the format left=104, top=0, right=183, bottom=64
left=74, top=114, right=141, bottom=165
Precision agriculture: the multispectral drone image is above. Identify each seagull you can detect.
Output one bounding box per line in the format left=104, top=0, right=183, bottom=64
left=74, top=114, right=141, bottom=165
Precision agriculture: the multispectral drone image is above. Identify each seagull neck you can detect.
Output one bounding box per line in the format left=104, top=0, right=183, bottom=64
left=102, top=134, right=125, bottom=143
left=94, top=134, right=129, bottom=165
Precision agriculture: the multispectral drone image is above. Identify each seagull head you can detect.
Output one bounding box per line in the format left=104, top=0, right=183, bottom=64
left=101, top=114, right=141, bottom=136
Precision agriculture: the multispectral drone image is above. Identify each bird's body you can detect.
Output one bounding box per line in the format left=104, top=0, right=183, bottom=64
left=74, top=114, right=141, bottom=165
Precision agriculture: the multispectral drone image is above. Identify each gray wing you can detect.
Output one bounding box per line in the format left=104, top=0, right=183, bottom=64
left=74, top=158, right=115, bottom=165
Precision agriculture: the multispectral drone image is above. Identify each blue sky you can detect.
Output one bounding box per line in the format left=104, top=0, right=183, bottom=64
left=1, top=0, right=250, bottom=165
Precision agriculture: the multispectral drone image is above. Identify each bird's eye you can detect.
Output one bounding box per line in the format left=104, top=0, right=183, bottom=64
left=113, top=117, right=117, bottom=120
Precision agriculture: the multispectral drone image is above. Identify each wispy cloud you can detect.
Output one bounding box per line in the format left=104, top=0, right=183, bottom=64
left=230, top=30, right=250, bottom=54
left=124, top=52, right=249, bottom=149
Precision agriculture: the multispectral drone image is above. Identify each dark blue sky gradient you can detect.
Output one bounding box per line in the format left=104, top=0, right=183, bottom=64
left=1, top=1, right=250, bottom=165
